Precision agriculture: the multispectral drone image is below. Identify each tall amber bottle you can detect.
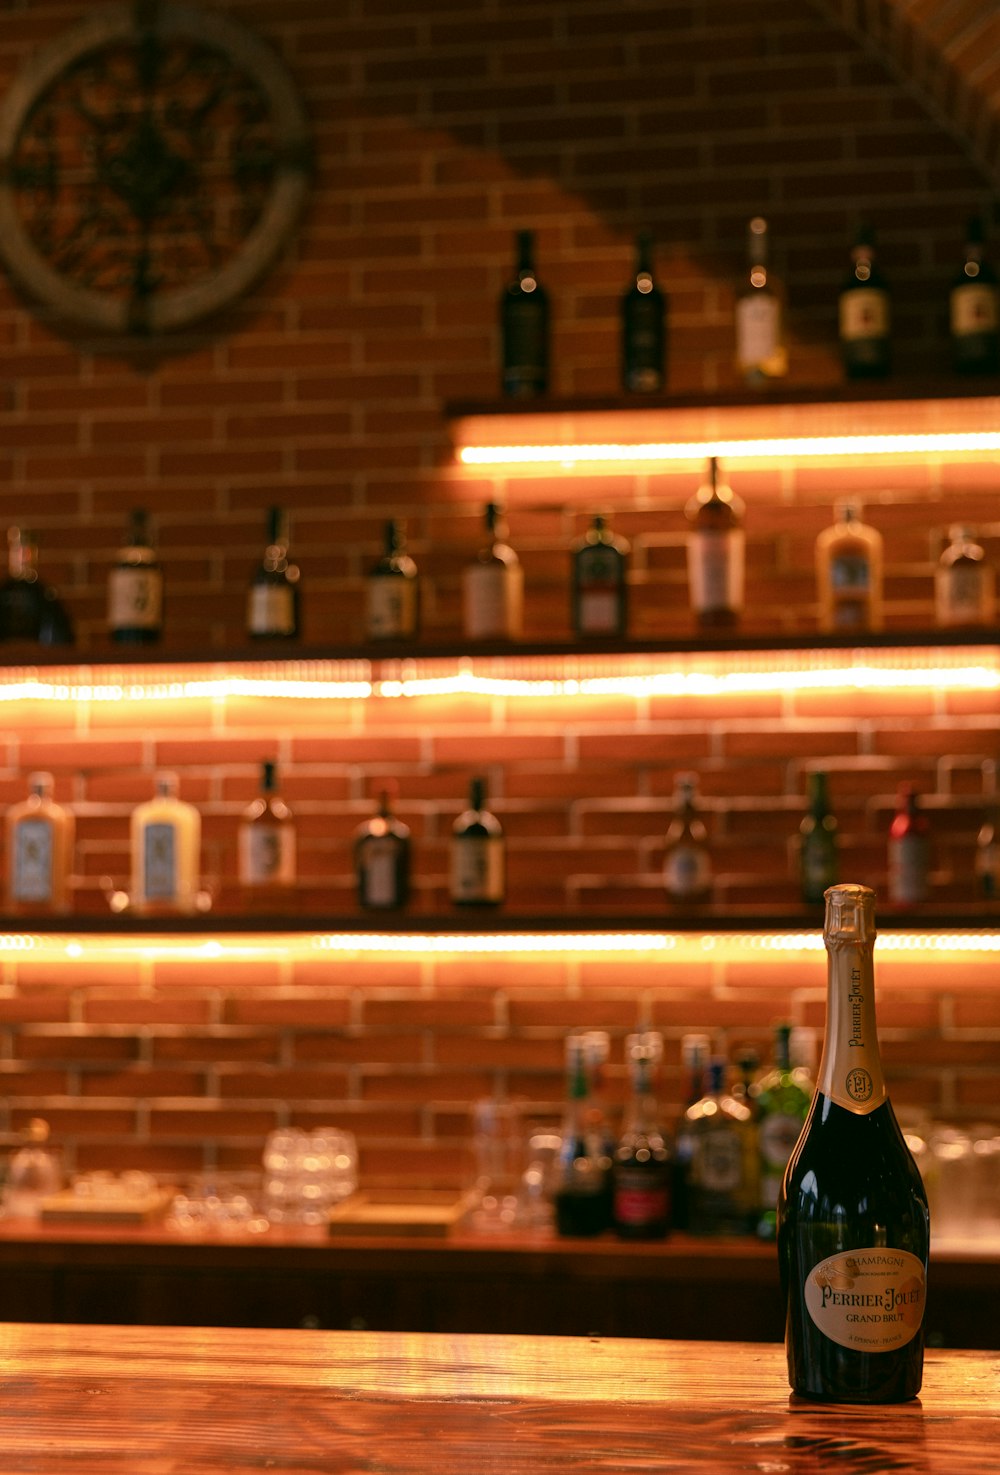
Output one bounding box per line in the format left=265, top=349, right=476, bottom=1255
left=815, top=500, right=883, bottom=632
left=5, top=772, right=74, bottom=915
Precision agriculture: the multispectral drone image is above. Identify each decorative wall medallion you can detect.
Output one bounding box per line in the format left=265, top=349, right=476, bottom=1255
left=0, top=1, right=310, bottom=335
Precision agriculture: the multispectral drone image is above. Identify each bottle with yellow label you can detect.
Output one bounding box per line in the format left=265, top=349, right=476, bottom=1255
left=778, top=883, right=929, bottom=1403
left=5, top=772, right=74, bottom=914
left=130, top=772, right=201, bottom=915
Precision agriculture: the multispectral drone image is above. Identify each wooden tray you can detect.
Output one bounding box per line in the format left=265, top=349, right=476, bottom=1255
left=39, top=1187, right=177, bottom=1225
left=327, top=1190, right=476, bottom=1238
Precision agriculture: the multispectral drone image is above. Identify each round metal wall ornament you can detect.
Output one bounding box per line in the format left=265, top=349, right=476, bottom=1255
left=0, top=1, right=311, bottom=336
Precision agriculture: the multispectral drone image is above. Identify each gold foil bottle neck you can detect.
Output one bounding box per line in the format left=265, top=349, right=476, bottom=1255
left=823, top=882, right=877, bottom=944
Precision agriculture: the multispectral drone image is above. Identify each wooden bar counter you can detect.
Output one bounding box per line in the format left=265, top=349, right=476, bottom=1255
left=0, top=1323, right=996, bottom=1474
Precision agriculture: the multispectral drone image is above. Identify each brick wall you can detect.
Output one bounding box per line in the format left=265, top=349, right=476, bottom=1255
left=0, top=0, right=996, bottom=1188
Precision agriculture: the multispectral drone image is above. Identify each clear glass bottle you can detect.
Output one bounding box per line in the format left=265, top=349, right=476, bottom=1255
left=685, top=457, right=745, bottom=628
left=778, top=884, right=930, bottom=1403
left=553, top=1032, right=608, bottom=1237
left=238, top=760, right=296, bottom=898
left=130, top=772, right=201, bottom=915
left=734, top=215, right=787, bottom=385
left=815, top=500, right=883, bottom=633
left=247, top=507, right=299, bottom=640
left=887, top=782, right=930, bottom=907
left=621, top=232, right=666, bottom=393
left=612, top=1031, right=671, bottom=1241
left=365, top=519, right=419, bottom=641
left=354, top=788, right=411, bottom=910
left=671, top=1032, right=711, bottom=1232
left=664, top=772, right=712, bottom=904
left=107, top=508, right=163, bottom=645
left=950, top=216, right=999, bottom=375
left=4, top=1118, right=61, bottom=1217
left=839, top=224, right=891, bottom=379
left=449, top=775, right=504, bottom=907
left=685, top=1057, right=759, bottom=1235
left=500, top=228, right=549, bottom=398
left=462, top=502, right=523, bottom=642
left=755, top=1023, right=813, bottom=1241
left=0, top=527, right=74, bottom=646
left=571, top=514, right=629, bottom=639
left=800, top=770, right=838, bottom=905
left=935, top=525, right=994, bottom=628
left=5, top=772, right=74, bottom=915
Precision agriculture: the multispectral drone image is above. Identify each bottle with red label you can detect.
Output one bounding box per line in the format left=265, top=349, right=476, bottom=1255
left=887, top=782, right=930, bottom=906
left=612, top=1031, right=671, bottom=1240
left=685, top=457, right=745, bottom=629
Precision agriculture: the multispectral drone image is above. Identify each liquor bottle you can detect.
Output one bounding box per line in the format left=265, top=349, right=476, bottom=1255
left=685, top=458, right=745, bottom=628
left=730, top=1045, right=761, bottom=1124
left=734, top=215, right=787, bottom=385
left=815, top=500, right=883, bottom=633
left=554, top=1033, right=608, bottom=1237
left=621, top=232, right=666, bottom=393
left=500, top=229, right=548, bottom=398
left=365, top=520, right=418, bottom=641
left=571, top=515, right=629, bottom=639
left=107, top=508, right=163, bottom=645
left=354, top=787, right=411, bottom=910
left=612, top=1032, right=671, bottom=1240
left=778, top=883, right=930, bottom=1403
left=950, top=216, right=1000, bottom=375
left=246, top=507, right=299, bottom=640
left=800, top=770, right=838, bottom=905
left=449, top=776, right=504, bottom=906
left=584, top=1029, right=616, bottom=1230
left=0, top=528, right=74, bottom=646
left=663, top=772, right=712, bottom=904
left=887, top=782, right=929, bottom=907
left=5, top=772, right=74, bottom=915
left=671, top=1032, right=711, bottom=1231
left=976, top=796, right=999, bottom=900
left=130, top=772, right=201, bottom=915
left=685, top=1057, right=759, bottom=1235
left=238, top=760, right=296, bottom=899
left=462, top=503, right=523, bottom=642
left=755, top=1023, right=813, bottom=1241
left=839, top=224, right=891, bottom=379
left=935, top=525, right=994, bottom=628
left=3, top=1117, right=61, bottom=1217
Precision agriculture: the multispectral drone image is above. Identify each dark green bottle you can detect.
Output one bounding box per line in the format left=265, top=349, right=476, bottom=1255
left=838, top=225, right=891, bottom=379
left=500, top=230, right=549, bottom=398
left=799, top=771, right=838, bottom=905
left=621, top=232, right=666, bottom=393
left=950, top=216, right=1000, bottom=375
left=778, top=884, right=930, bottom=1403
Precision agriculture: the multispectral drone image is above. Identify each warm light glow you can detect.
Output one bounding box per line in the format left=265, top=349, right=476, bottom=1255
left=457, top=430, right=1000, bottom=468
left=0, top=675, right=373, bottom=703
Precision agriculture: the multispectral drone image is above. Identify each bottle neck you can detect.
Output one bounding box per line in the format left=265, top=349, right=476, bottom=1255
left=817, top=925, right=887, bottom=1115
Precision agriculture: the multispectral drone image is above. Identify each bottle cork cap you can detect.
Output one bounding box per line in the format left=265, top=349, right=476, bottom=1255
left=823, top=882, right=877, bottom=943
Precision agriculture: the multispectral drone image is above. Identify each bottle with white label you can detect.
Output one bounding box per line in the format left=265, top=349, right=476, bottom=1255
left=450, top=776, right=504, bottom=906
left=778, top=883, right=929, bottom=1402
left=887, top=782, right=929, bottom=907
left=365, top=520, right=418, bottom=641
left=247, top=507, right=299, bottom=641
left=462, top=503, right=523, bottom=642
left=815, top=500, right=883, bottom=633
left=354, top=789, right=411, bottom=910
left=130, top=772, right=201, bottom=915
left=950, top=216, right=999, bottom=375
left=935, top=525, right=994, bottom=628
left=107, top=508, right=163, bottom=645
left=839, top=224, right=891, bottom=379
left=734, top=216, right=787, bottom=385
left=664, top=772, right=712, bottom=904
left=238, top=761, right=296, bottom=901
left=685, top=458, right=745, bottom=628
left=5, top=772, right=74, bottom=915
left=571, top=514, right=629, bottom=639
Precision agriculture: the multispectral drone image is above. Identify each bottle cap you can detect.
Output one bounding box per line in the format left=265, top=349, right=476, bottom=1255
left=823, top=882, right=877, bottom=944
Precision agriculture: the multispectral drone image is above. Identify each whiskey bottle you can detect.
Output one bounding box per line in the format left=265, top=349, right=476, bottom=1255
left=5, top=772, right=74, bottom=915
left=554, top=1033, right=608, bottom=1237
left=450, top=776, right=504, bottom=906
left=354, top=788, right=411, bottom=910
left=365, top=520, right=418, bottom=641
left=238, top=760, right=296, bottom=898
left=612, top=1032, right=671, bottom=1240
left=621, top=232, right=666, bottom=393
left=130, top=772, right=201, bottom=916
left=839, top=224, right=891, bottom=379
left=800, top=770, right=838, bottom=905
left=500, top=229, right=548, bottom=398
left=247, top=507, right=299, bottom=640
left=815, top=500, right=883, bottom=632
left=935, top=525, right=994, bottom=628
left=735, top=216, right=787, bottom=385
left=685, top=1057, right=759, bottom=1235
left=0, top=528, right=74, bottom=646
left=107, top=508, right=163, bottom=645
left=462, top=503, right=523, bottom=642
left=950, top=216, right=999, bottom=375
left=671, top=1031, right=711, bottom=1231
left=571, top=514, right=629, bottom=639
left=685, top=458, right=745, bottom=628
left=664, top=772, right=712, bottom=904
left=755, top=1023, right=813, bottom=1241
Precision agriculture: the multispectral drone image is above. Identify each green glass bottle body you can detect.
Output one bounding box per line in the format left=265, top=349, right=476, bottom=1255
left=778, top=884, right=930, bottom=1403
left=621, top=233, right=666, bottom=393
left=500, top=230, right=548, bottom=398
left=799, top=771, right=838, bottom=905
left=839, top=226, right=891, bottom=380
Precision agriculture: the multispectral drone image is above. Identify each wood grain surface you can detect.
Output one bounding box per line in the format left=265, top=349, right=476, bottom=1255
left=0, top=1324, right=995, bottom=1474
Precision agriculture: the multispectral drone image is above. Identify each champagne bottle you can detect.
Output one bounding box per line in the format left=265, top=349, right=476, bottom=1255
left=685, top=1057, right=759, bottom=1235
left=839, top=224, right=891, bottom=379
left=247, top=507, right=299, bottom=640
left=815, top=500, right=883, bottom=633
left=950, top=216, right=999, bottom=375
left=755, top=1023, right=812, bottom=1241
left=571, top=514, right=629, bottom=639
left=612, top=1031, right=671, bottom=1241
left=734, top=216, right=787, bottom=385
left=449, top=775, right=504, bottom=906
left=5, top=772, right=74, bottom=915
left=238, top=760, right=296, bottom=898
left=554, top=1033, right=608, bottom=1237
left=800, top=770, right=838, bottom=905
left=778, top=883, right=930, bottom=1403
left=887, top=782, right=929, bottom=907
left=107, top=508, right=163, bottom=645
left=365, top=520, right=418, bottom=641
left=935, top=524, right=994, bottom=628
left=621, top=232, right=666, bottom=393
left=685, top=457, right=745, bottom=628
left=462, top=503, right=523, bottom=642
left=354, top=787, right=411, bottom=910
left=663, top=772, right=712, bottom=904
left=130, top=772, right=201, bottom=915
left=0, top=528, right=74, bottom=646
left=500, top=229, right=548, bottom=398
